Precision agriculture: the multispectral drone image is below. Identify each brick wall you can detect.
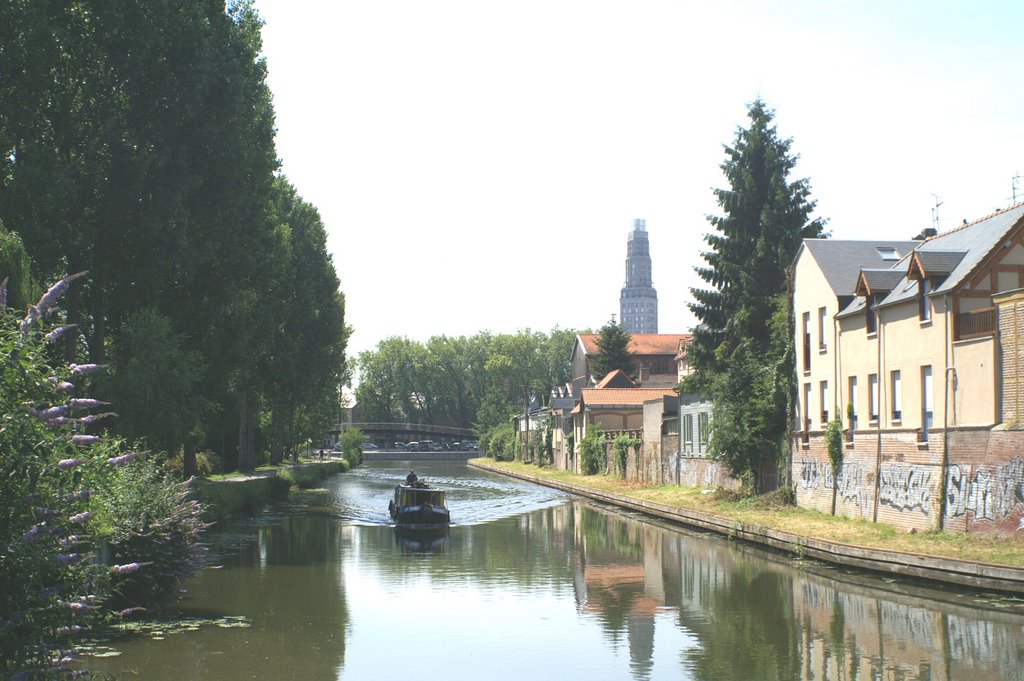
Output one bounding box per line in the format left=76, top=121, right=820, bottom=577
left=794, top=426, right=1024, bottom=536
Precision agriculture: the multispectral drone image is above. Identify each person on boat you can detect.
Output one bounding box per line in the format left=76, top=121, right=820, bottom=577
left=406, top=470, right=418, bottom=485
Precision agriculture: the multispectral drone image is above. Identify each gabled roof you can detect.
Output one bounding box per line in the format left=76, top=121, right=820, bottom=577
left=878, top=203, right=1024, bottom=309
left=855, top=268, right=907, bottom=297
left=909, top=250, right=967, bottom=279
left=577, top=333, right=691, bottom=356
left=800, top=239, right=920, bottom=296
left=595, top=369, right=637, bottom=389
left=580, top=387, right=677, bottom=408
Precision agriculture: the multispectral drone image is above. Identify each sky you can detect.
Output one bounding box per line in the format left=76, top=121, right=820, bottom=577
left=251, top=0, right=1024, bottom=364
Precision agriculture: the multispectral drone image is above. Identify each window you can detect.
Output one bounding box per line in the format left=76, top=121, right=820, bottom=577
left=848, top=376, right=858, bottom=430
left=876, top=246, right=899, bottom=261
left=891, top=370, right=902, bottom=421
left=698, top=412, right=710, bottom=448
left=919, top=278, right=932, bottom=322
left=818, top=307, right=827, bottom=349
left=683, top=414, right=694, bottom=453
left=802, top=311, right=811, bottom=372
left=820, top=381, right=829, bottom=424
left=921, top=366, right=933, bottom=440
left=803, top=383, right=812, bottom=431
left=866, top=295, right=878, bottom=335
left=869, top=374, right=879, bottom=421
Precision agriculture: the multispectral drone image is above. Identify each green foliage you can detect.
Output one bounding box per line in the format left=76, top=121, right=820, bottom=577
left=0, top=2, right=348, bottom=476
left=167, top=449, right=222, bottom=478
left=105, top=308, right=208, bottom=454
left=825, top=417, right=844, bottom=474
left=0, top=220, right=37, bottom=311
left=0, top=280, right=206, bottom=676
left=89, top=456, right=207, bottom=609
left=357, top=328, right=580, bottom=435
left=612, top=434, right=641, bottom=478
left=191, top=476, right=290, bottom=523
left=579, top=426, right=607, bottom=475
left=278, top=461, right=348, bottom=489
left=338, top=428, right=364, bottom=467
left=686, top=99, right=827, bottom=492
left=590, top=318, right=634, bottom=381
left=483, top=422, right=517, bottom=462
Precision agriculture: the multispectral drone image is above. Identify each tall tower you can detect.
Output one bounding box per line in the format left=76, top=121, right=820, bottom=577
left=619, top=218, right=658, bottom=334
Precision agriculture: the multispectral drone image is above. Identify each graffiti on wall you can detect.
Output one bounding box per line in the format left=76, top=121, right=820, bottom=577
left=878, top=464, right=933, bottom=514
left=946, top=456, right=1024, bottom=522
left=798, top=459, right=869, bottom=513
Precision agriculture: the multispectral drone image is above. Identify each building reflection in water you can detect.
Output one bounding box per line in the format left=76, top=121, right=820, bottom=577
left=563, top=501, right=1024, bottom=681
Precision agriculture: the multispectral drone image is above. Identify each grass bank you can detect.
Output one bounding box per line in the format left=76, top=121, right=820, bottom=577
left=472, top=459, right=1024, bottom=568
left=191, top=460, right=349, bottom=523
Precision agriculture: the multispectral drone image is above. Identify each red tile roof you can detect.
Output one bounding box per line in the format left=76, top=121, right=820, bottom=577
left=580, top=387, right=677, bottom=407
left=578, top=333, right=691, bottom=356
left=595, top=369, right=637, bottom=388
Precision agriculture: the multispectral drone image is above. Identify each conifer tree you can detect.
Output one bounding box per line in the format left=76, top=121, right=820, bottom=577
left=590, top=318, right=635, bottom=381
left=686, top=99, right=827, bottom=492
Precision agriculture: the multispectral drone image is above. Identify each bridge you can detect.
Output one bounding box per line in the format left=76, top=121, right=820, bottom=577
left=326, top=421, right=476, bottom=446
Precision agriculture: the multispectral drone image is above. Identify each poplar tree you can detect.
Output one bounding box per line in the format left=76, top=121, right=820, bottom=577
left=687, top=99, right=827, bottom=492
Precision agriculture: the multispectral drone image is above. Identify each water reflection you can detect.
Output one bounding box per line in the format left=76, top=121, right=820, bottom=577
left=79, top=463, right=1024, bottom=681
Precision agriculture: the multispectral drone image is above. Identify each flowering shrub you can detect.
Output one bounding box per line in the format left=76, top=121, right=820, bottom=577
left=0, top=275, right=206, bottom=677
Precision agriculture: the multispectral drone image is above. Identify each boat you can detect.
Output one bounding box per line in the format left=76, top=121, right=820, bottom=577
left=388, top=476, right=450, bottom=526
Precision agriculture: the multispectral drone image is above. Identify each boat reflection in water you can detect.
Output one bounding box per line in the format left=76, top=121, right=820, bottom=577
left=394, top=525, right=450, bottom=554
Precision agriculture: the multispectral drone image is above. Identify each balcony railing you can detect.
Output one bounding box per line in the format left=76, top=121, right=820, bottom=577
left=956, top=306, right=996, bottom=340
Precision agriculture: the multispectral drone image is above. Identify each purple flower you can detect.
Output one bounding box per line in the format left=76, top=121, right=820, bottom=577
left=69, top=512, right=93, bottom=524
left=58, top=458, right=82, bottom=470
left=69, top=363, right=105, bottom=376
left=79, top=412, right=116, bottom=425
left=61, top=600, right=96, bottom=612
left=71, top=434, right=101, bottom=447
left=35, top=271, right=87, bottom=316
left=57, top=552, right=84, bottom=565
left=111, top=562, right=144, bottom=575
left=114, top=607, right=147, bottom=617
left=41, top=405, right=70, bottom=419
left=65, top=489, right=91, bottom=503
left=44, top=324, right=76, bottom=344
left=34, top=507, right=58, bottom=518
left=22, top=523, right=46, bottom=543
left=60, top=535, right=85, bottom=547
left=0, top=276, right=6, bottom=311
left=56, top=625, right=83, bottom=636
left=70, top=398, right=108, bottom=410
left=108, top=451, right=139, bottom=467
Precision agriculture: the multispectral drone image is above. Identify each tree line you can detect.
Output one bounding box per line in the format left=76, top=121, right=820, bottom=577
left=0, top=1, right=349, bottom=474
left=355, top=329, right=580, bottom=437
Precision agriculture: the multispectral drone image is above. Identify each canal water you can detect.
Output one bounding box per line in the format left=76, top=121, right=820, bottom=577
left=81, top=461, right=1024, bottom=680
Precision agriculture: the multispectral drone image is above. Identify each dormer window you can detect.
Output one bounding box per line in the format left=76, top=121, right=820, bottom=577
left=919, top=278, right=933, bottom=321
left=876, top=247, right=899, bottom=261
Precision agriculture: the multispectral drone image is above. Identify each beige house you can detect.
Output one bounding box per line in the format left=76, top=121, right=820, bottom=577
left=791, top=203, right=1024, bottom=535
left=569, top=333, right=691, bottom=387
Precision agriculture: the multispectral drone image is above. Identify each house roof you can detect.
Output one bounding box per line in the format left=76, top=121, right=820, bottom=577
left=879, top=202, right=1024, bottom=309
left=580, top=387, right=677, bottom=408
left=836, top=202, right=1024, bottom=319
left=910, top=250, right=968, bottom=278
left=595, top=369, right=637, bottom=388
left=578, top=333, right=691, bottom=356
left=855, top=268, right=907, bottom=297
left=800, top=239, right=920, bottom=295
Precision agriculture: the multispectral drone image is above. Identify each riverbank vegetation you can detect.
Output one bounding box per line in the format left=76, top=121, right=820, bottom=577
left=474, top=460, right=1024, bottom=567
left=0, top=1, right=350, bottom=477
left=355, top=329, right=581, bottom=448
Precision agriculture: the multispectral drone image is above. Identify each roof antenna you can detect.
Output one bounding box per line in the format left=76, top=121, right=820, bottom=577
left=1013, top=172, right=1021, bottom=204
left=931, top=194, right=943, bottom=232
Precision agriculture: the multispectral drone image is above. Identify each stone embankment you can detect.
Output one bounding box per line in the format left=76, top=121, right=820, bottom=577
left=470, top=460, right=1024, bottom=595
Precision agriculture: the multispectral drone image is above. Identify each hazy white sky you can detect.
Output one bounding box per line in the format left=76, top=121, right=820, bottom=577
left=252, top=0, right=1024, bottom=361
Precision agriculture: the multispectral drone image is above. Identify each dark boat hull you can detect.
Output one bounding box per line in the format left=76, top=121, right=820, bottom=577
left=391, top=504, right=450, bottom=525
